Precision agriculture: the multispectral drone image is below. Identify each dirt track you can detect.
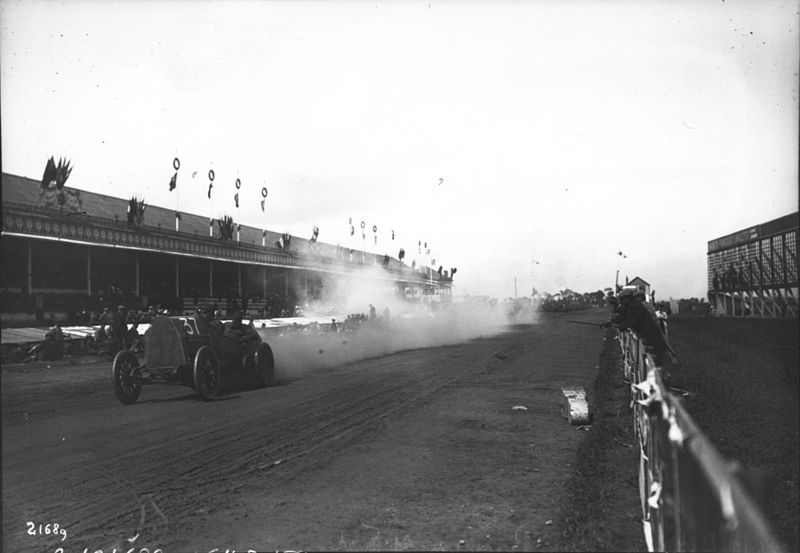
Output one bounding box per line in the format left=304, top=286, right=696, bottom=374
left=2, top=311, right=625, bottom=552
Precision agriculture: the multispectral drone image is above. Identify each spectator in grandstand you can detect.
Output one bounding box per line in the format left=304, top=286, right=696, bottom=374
left=725, top=263, right=738, bottom=290
left=737, top=266, right=749, bottom=289
left=98, top=306, right=113, bottom=325
left=712, top=269, right=721, bottom=291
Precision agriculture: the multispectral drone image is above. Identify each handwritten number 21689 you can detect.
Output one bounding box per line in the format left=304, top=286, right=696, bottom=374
left=26, top=521, right=67, bottom=541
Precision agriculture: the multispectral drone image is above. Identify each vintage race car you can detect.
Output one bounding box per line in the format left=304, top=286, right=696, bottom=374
left=111, top=315, right=275, bottom=404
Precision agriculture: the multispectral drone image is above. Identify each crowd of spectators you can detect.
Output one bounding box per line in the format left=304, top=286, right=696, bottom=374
left=711, top=263, right=751, bottom=291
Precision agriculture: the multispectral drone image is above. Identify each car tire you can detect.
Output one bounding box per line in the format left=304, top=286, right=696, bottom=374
left=253, top=342, right=275, bottom=388
left=194, top=345, right=221, bottom=401
left=112, top=350, right=142, bottom=404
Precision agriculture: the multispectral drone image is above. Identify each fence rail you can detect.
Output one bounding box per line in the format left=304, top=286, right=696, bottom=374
left=618, top=330, right=786, bottom=552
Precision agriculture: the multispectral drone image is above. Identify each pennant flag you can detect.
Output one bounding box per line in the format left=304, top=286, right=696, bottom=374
left=260, top=199, right=266, bottom=212
left=207, top=169, right=215, bottom=199
left=170, top=157, right=180, bottom=191
left=41, top=157, right=57, bottom=188
left=234, top=192, right=239, bottom=208
left=41, top=156, right=72, bottom=190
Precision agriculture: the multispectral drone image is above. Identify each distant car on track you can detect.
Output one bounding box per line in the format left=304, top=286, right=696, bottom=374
left=111, top=315, right=275, bottom=404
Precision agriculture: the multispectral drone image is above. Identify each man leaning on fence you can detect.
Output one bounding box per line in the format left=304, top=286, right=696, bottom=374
left=603, top=288, right=678, bottom=371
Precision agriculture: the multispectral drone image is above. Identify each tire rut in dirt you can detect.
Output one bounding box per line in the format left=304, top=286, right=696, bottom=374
left=8, top=336, right=524, bottom=546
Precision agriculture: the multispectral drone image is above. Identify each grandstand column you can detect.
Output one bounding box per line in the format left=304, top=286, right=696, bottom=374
left=175, top=258, right=180, bottom=298
left=134, top=253, right=141, bottom=297
left=26, top=240, right=32, bottom=295
left=237, top=264, right=242, bottom=297
left=86, top=247, right=92, bottom=296
left=262, top=266, right=267, bottom=299
left=209, top=262, right=213, bottom=297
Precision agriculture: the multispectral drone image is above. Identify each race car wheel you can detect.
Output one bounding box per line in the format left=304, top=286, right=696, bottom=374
left=112, top=350, right=142, bottom=405
left=253, top=343, right=275, bottom=388
left=194, top=345, right=221, bottom=401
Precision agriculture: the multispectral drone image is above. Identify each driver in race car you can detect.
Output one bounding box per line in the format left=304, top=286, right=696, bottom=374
left=224, top=311, right=259, bottom=346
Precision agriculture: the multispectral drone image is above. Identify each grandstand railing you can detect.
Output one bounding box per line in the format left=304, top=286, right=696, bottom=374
left=618, top=330, right=786, bottom=552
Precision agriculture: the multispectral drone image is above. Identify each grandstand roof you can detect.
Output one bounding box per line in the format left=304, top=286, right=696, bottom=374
left=1, top=171, right=432, bottom=280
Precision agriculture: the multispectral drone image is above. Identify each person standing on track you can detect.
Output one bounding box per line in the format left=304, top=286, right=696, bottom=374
left=111, top=305, right=129, bottom=353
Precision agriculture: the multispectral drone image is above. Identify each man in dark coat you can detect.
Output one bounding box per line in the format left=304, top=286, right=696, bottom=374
left=607, top=289, right=677, bottom=367
left=111, top=305, right=129, bottom=353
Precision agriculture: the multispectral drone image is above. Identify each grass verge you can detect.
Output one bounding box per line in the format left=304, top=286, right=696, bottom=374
left=667, top=316, right=799, bottom=553
left=552, top=329, right=644, bottom=552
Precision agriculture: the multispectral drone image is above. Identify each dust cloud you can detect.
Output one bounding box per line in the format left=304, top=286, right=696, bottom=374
left=257, top=263, right=539, bottom=380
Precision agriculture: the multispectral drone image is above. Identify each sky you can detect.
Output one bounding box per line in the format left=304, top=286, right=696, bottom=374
left=1, top=0, right=797, bottom=301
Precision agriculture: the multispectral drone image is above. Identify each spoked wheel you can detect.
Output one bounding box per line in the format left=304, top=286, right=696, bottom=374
left=193, top=345, right=221, bottom=401
left=253, top=342, right=275, bottom=388
left=111, top=350, right=142, bottom=404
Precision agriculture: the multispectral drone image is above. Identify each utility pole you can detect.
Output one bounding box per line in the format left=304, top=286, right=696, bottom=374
left=514, top=276, right=518, bottom=299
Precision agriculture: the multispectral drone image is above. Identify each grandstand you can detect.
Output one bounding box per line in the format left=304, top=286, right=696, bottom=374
left=1, top=172, right=453, bottom=326
left=707, top=212, right=798, bottom=318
